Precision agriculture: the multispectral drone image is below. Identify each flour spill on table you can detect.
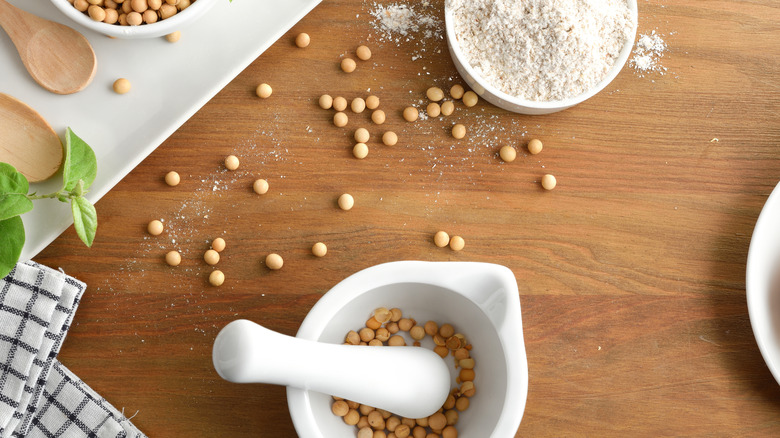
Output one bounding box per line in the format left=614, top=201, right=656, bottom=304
left=365, top=0, right=445, bottom=75
left=369, top=2, right=442, bottom=42
left=630, top=30, right=670, bottom=78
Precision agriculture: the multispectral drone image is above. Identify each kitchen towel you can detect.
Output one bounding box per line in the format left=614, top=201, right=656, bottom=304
left=0, top=261, right=145, bottom=438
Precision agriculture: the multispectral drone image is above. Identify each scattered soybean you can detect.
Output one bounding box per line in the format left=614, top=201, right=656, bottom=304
left=255, top=83, right=272, bottom=98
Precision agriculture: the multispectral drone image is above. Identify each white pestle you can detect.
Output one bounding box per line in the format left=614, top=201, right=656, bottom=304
left=212, top=319, right=451, bottom=419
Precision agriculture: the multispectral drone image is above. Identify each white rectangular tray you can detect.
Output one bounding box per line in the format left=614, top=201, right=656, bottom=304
left=0, top=0, right=320, bottom=260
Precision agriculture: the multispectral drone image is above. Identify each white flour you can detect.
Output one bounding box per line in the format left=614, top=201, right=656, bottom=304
left=630, top=30, right=668, bottom=77
left=447, top=0, right=636, bottom=101
left=370, top=2, right=442, bottom=42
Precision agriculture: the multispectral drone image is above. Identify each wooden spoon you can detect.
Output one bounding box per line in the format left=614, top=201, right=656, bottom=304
left=0, top=93, right=63, bottom=182
left=0, top=0, right=97, bottom=95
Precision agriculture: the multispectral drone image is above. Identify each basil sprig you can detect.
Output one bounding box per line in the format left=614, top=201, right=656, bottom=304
left=0, top=128, right=98, bottom=278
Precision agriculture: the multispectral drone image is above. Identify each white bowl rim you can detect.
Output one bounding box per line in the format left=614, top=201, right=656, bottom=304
left=444, top=0, right=639, bottom=110
left=746, top=181, right=780, bottom=385
left=49, top=0, right=217, bottom=38
left=287, top=260, right=529, bottom=438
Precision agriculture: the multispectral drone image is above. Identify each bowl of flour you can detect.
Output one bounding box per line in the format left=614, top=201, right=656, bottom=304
left=445, top=0, right=638, bottom=115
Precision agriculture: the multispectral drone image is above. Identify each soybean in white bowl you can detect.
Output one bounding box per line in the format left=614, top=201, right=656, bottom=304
left=287, top=261, right=529, bottom=438
left=50, top=0, right=218, bottom=39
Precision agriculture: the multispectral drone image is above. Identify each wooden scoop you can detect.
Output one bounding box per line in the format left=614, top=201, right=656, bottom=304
left=0, top=93, right=63, bottom=182
left=0, top=0, right=97, bottom=95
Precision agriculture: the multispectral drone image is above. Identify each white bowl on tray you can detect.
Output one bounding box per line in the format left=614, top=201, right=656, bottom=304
left=284, top=261, right=528, bottom=438
left=444, top=0, right=638, bottom=115
left=50, top=0, right=218, bottom=39
left=747, top=181, right=780, bottom=385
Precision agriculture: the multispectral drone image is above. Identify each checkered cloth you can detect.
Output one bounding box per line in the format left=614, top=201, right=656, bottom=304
left=0, top=262, right=145, bottom=438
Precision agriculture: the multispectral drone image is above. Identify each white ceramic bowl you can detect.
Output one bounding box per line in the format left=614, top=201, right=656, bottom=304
left=287, top=261, right=528, bottom=438
left=746, top=181, right=780, bottom=385
left=50, top=0, right=218, bottom=39
left=444, top=1, right=638, bottom=115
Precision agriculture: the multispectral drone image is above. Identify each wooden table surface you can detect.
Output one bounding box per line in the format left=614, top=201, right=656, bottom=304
left=30, top=0, right=780, bottom=436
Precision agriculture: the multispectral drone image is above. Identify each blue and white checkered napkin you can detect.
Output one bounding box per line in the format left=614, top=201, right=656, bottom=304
left=0, top=261, right=145, bottom=438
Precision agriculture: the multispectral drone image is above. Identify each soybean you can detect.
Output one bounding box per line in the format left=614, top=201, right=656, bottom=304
left=354, top=128, right=370, bottom=143
left=439, top=324, right=455, bottom=338
left=450, top=84, right=466, bottom=99
left=450, top=84, right=465, bottom=99
left=255, top=83, right=272, bottom=98
left=449, top=236, right=465, bottom=251
left=104, top=8, right=119, bottom=24
left=528, top=138, right=543, bottom=155
left=427, top=102, right=441, bottom=117
left=165, top=250, right=181, bottom=267
left=388, top=335, right=406, bottom=346
left=455, top=397, right=469, bottom=411
left=224, top=155, right=240, bottom=170
left=147, top=219, right=163, bottom=236
left=410, top=325, right=425, bottom=340
left=334, top=112, right=348, bottom=127
left=382, top=131, right=398, bottom=146
left=500, top=145, right=517, bottom=162
left=356, top=45, right=372, bottom=61
left=434, top=231, right=450, bottom=247
left=424, top=321, right=438, bottom=336
left=451, top=124, right=466, bottom=140
left=426, top=87, right=444, bottom=102
left=312, top=242, right=327, bottom=257
left=266, top=253, right=284, bottom=270
left=88, top=5, right=106, bottom=21
left=371, top=110, right=386, bottom=125
left=164, top=171, right=180, bottom=186
left=403, top=106, right=419, bottom=122
left=212, top=237, right=226, bottom=252
left=253, top=179, right=269, bottom=195
left=209, top=270, right=225, bottom=287
left=462, top=91, right=478, bottom=107
left=319, top=94, right=333, bottom=110
left=204, top=249, right=220, bottom=266
left=341, top=58, right=357, bottom=73
left=353, top=143, right=369, bottom=159
left=126, top=11, right=143, bottom=25
left=165, top=31, right=181, bottom=43
left=344, top=409, right=360, bottom=425
left=375, top=307, right=392, bottom=323
left=113, top=78, right=131, bottom=94
left=295, top=32, right=310, bottom=48
left=365, top=95, right=380, bottom=109
left=333, top=96, right=348, bottom=111
left=541, top=174, right=557, bottom=190
left=351, top=98, right=366, bottom=113
left=440, top=100, right=454, bottom=116
left=338, top=193, right=354, bottom=211
left=428, top=413, right=446, bottom=431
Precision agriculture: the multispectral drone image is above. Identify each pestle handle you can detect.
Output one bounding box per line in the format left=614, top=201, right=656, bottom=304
left=212, top=319, right=451, bottom=419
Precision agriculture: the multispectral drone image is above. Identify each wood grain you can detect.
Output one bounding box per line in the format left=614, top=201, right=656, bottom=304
left=31, top=0, right=780, bottom=436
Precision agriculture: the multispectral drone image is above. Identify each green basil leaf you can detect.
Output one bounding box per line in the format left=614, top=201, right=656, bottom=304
left=0, top=216, right=25, bottom=280
left=71, top=197, right=97, bottom=247
left=0, top=162, right=29, bottom=194
left=0, top=194, right=33, bottom=221
left=63, top=128, right=97, bottom=192
left=0, top=163, right=33, bottom=221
